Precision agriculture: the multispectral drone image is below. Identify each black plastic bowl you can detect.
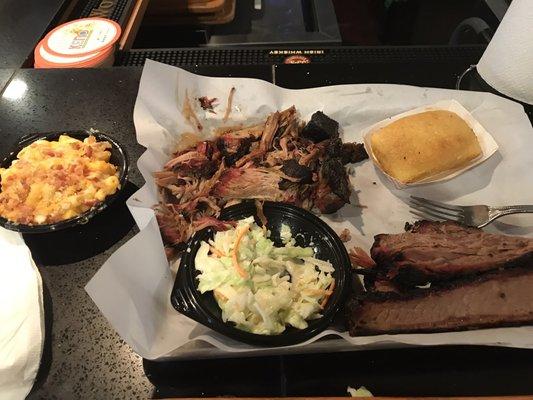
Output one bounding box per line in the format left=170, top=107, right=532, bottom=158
left=0, top=130, right=128, bottom=233
left=171, top=201, right=351, bottom=347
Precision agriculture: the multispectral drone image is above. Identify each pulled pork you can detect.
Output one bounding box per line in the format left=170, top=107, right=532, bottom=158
left=155, top=106, right=368, bottom=256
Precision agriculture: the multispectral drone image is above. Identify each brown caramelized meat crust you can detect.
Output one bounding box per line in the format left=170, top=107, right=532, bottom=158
left=370, top=220, right=533, bottom=287
left=155, top=107, right=368, bottom=256
left=347, top=266, right=533, bottom=335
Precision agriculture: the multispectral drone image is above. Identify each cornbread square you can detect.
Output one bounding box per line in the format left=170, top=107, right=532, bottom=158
left=370, top=110, right=482, bottom=183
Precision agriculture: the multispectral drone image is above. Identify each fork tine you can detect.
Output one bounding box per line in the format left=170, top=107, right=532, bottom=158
left=409, top=207, right=460, bottom=222
left=410, top=209, right=443, bottom=222
left=410, top=196, right=463, bottom=212
left=409, top=198, right=462, bottom=218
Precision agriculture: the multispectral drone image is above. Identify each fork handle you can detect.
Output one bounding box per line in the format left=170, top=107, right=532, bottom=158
left=494, top=205, right=533, bottom=216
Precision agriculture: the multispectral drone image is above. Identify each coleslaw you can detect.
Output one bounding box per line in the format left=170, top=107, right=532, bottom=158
left=194, top=217, right=335, bottom=335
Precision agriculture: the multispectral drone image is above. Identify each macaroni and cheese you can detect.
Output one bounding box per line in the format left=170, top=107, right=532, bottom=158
left=0, top=134, right=120, bottom=225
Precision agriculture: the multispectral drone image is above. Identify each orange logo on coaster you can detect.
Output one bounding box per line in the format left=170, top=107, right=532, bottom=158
left=284, top=55, right=311, bottom=64
left=69, top=29, right=93, bottom=49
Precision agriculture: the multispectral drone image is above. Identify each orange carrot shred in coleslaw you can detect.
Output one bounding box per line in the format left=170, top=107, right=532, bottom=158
left=232, top=224, right=250, bottom=278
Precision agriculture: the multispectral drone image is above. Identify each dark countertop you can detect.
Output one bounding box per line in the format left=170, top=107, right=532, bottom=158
left=145, top=345, right=533, bottom=398
left=0, top=0, right=69, bottom=69
left=0, top=65, right=273, bottom=399
left=0, top=68, right=145, bottom=180
left=0, top=59, right=532, bottom=399
left=0, top=67, right=152, bottom=399
left=0, top=69, right=15, bottom=94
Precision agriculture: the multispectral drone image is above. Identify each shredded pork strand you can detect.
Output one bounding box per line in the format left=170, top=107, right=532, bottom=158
left=259, top=111, right=281, bottom=152
left=154, top=104, right=367, bottom=257
left=255, top=200, right=268, bottom=228
left=222, top=86, right=236, bottom=122
left=183, top=90, right=203, bottom=132
left=349, top=247, right=376, bottom=269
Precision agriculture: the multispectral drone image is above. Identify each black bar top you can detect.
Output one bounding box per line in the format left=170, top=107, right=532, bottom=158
left=0, top=67, right=150, bottom=399
left=0, top=0, right=70, bottom=69
left=0, top=60, right=532, bottom=399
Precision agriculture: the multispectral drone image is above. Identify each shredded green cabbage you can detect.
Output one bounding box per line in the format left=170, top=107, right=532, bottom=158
left=194, top=217, right=335, bottom=335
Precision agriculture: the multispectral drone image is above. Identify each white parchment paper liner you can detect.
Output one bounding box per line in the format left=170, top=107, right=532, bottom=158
left=362, top=99, right=499, bottom=188
left=86, top=60, right=533, bottom=360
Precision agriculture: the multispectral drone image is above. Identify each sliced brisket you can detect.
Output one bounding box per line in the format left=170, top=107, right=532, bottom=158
left=371, top=220, right=533, bottom=286
left=347, top=266, right=533, bottom=335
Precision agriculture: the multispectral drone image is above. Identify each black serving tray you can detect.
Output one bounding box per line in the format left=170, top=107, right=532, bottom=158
left=171, top=201, right=351, bottom=347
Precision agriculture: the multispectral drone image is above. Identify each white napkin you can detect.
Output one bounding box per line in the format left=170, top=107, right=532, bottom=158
left=0, top=228, right=44, bottom=400
left=477, top=0, right=533, bottom=105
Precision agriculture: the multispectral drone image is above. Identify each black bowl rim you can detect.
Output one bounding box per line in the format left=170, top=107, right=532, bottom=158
left=171, top=201, right=351, bottom=347
left=0, top=130, right=128, bottom=233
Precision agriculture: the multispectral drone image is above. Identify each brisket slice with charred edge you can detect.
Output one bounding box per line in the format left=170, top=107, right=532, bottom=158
left=370, top=220, right=533, bottom=287
left=347, top=266, right=533, bottom=335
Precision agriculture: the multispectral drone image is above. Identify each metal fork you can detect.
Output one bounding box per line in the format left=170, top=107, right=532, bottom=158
left=409, top=196, right=533, bottom=228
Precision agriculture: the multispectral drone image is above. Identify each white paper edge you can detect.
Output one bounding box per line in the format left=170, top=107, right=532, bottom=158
left=362, top=99, right=499, bottom=188
left=85, top=61, right=533, bottom=360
